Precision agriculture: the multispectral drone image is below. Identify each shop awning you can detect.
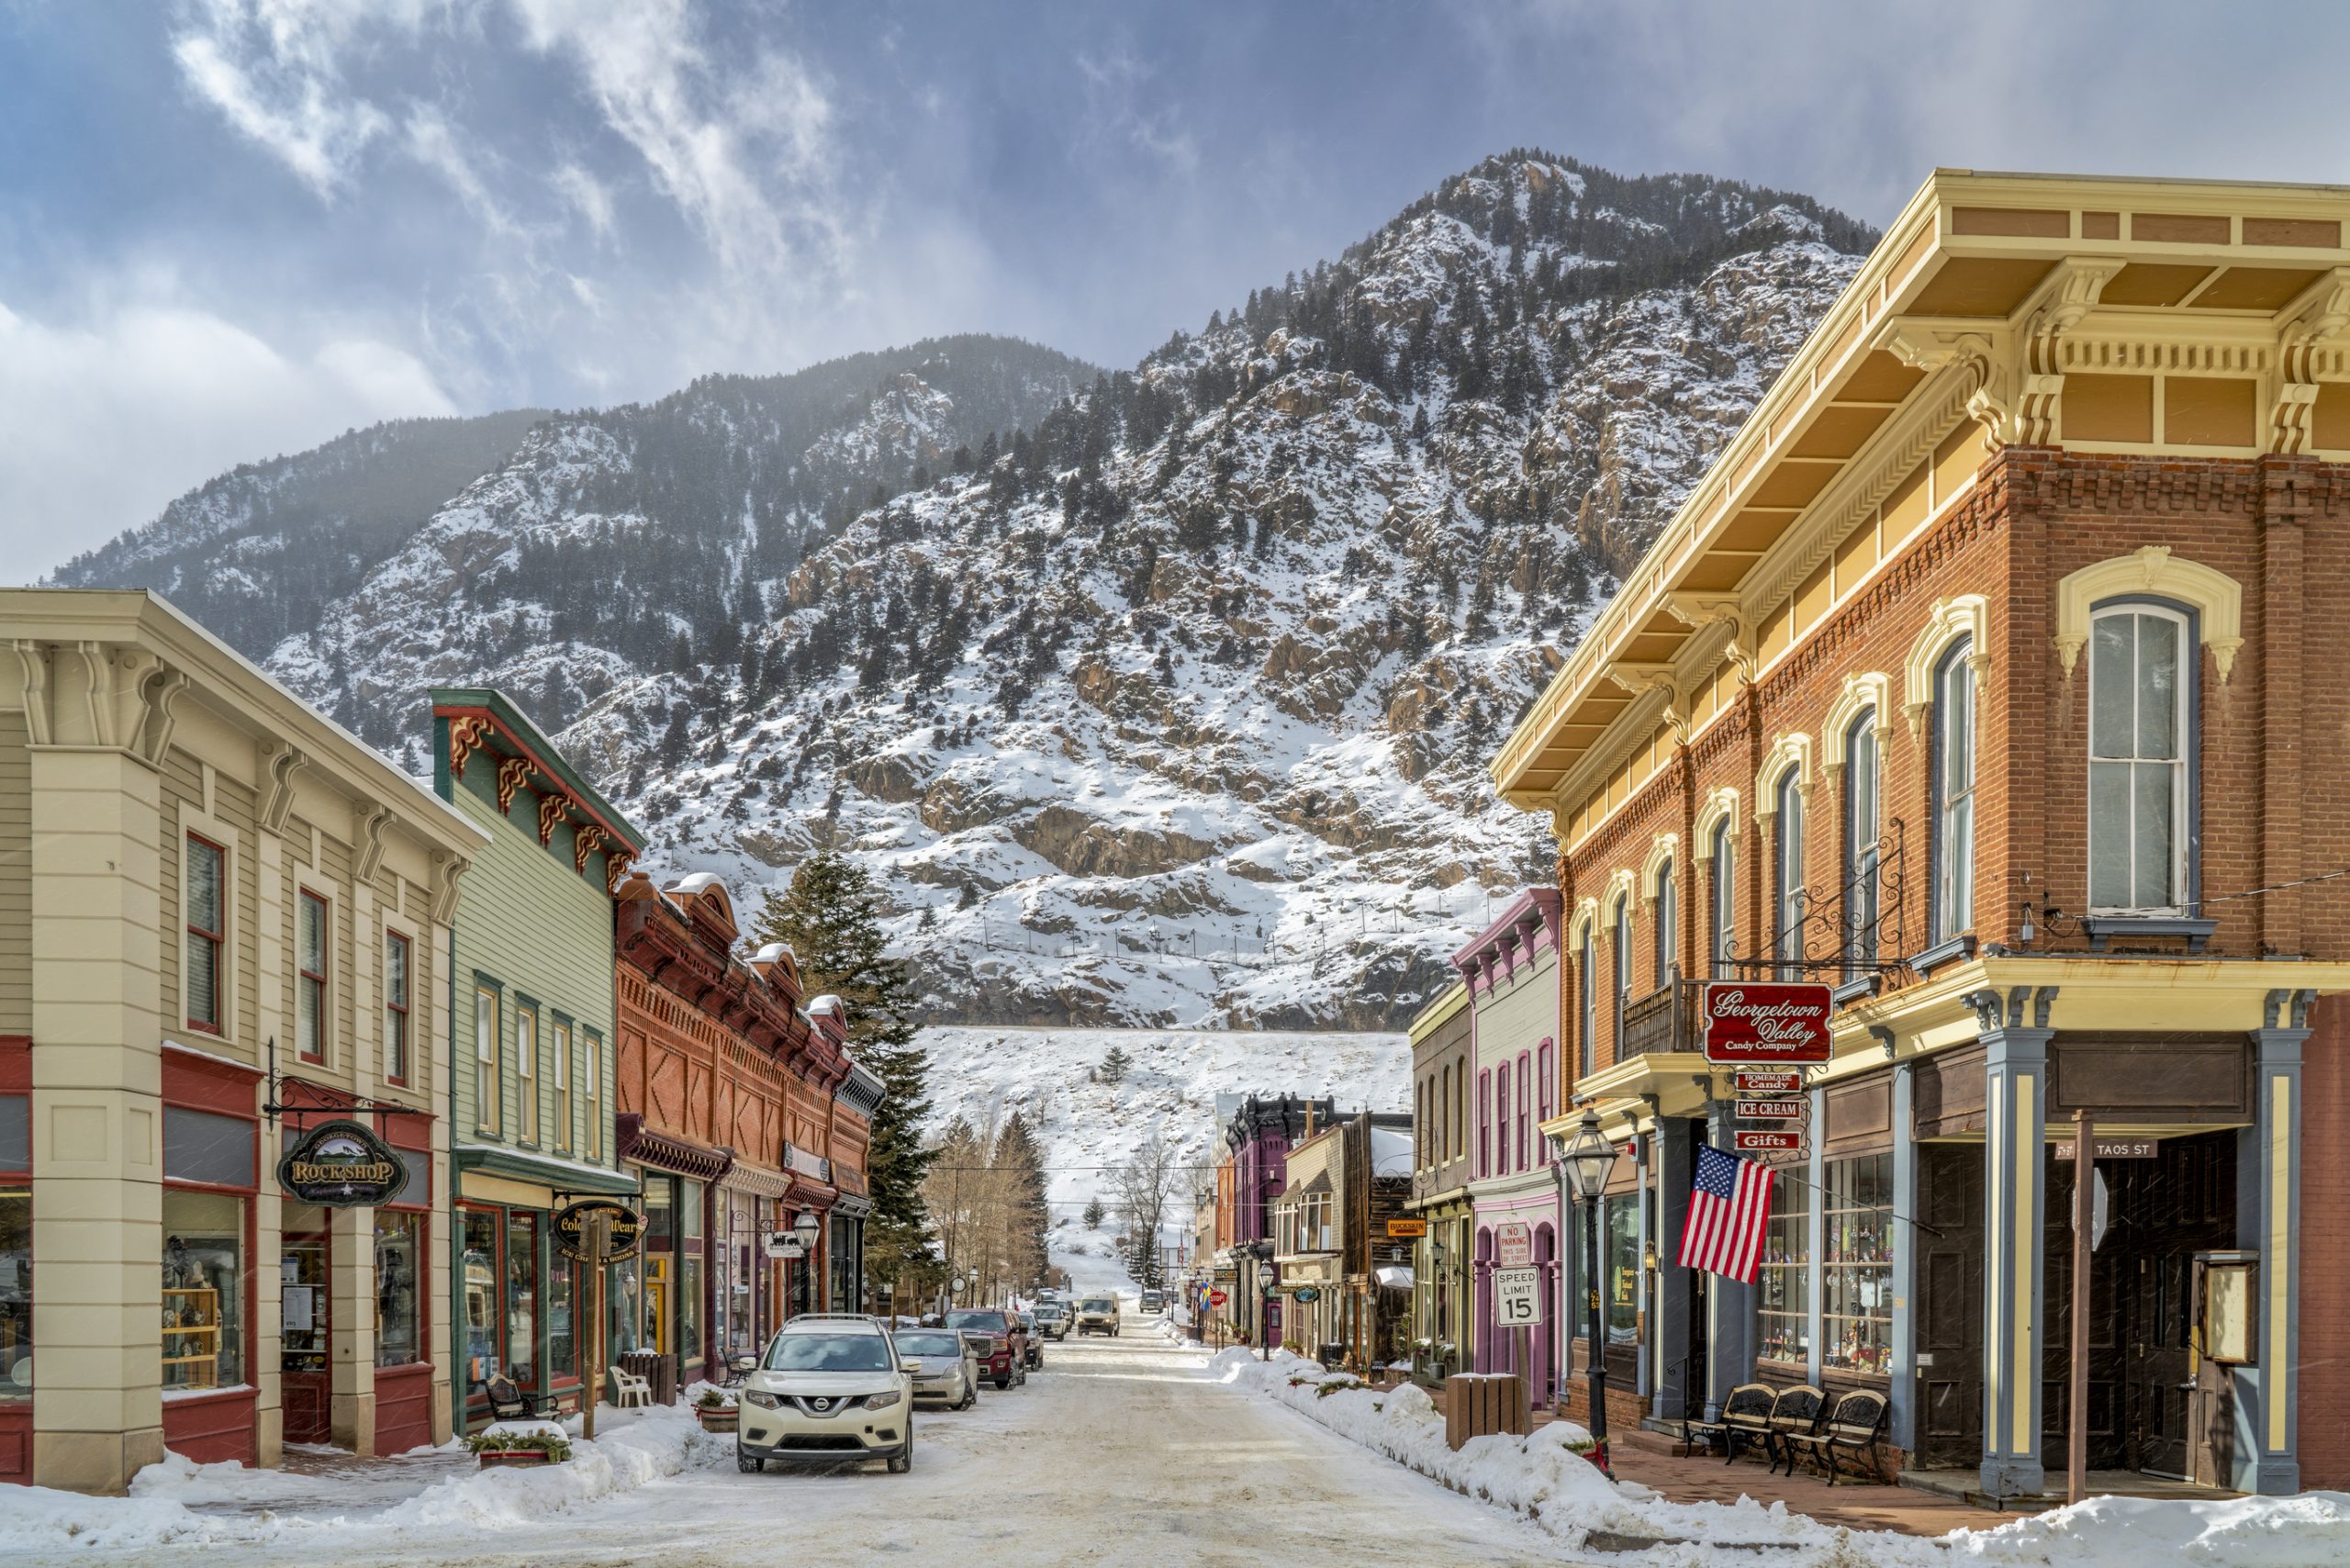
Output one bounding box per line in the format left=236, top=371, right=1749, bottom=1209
left=453, top=1142, right=642, bottom=1198
left=1373, top=1266, right=1414, bottom=1291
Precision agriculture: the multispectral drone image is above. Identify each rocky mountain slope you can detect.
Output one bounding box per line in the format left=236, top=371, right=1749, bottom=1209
left=59, top=152, right=1873, bottom=1029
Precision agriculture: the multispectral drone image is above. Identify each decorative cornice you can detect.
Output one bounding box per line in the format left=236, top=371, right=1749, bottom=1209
left=2274, top=267, right=2350, bottom=454
left=428, top=849, right=469, bottom=926
left=445, top=713, right=492, bottom=780
left=261, top=740, right=307, bottom=834
left=2053, top=545, right=2244, bottom=686
left=537, top=790, right=568, bottom=847
left=574, top=823, right=607, bottom=876
left=354, top=801, right=393, bottom=884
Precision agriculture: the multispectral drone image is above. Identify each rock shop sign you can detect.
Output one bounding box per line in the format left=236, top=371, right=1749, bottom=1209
left=277, top=1119, right=408, bottom=1208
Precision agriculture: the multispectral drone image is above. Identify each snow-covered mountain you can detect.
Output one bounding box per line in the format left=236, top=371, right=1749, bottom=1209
left=56, top=152, right=1873, bottom=1030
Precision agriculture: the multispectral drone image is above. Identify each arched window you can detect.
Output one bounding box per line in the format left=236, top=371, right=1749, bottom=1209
left=1478, top=1069, right=1492, bottom=1178
left=1709, top=815, right=1736, bottom=978
left=1578, top=928, right=1597, bottom=1080
left=1844, top=710, right=1880, bottom=974
left=2089, top=603, right=2193, bottom=912
left=1652, top=858, right=1678, bottom=989
left=1611, top=896, right=1633, bottom=1058
left=1774, top=767, right=1806, bottom=979
left=1455, top=1052, right=1468, bottom=1153
left=1439, top=1062, right=1452, bottom=1161
left=1515, top=1052, right=1530, bottom=1170
left=1536, top=1038, right=1554, bottom=1163
left=1932, top=638, right=1976, bottom=940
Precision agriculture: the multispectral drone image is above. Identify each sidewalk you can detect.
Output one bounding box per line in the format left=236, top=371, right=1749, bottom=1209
left=1604, top=1436, right=2012, bottom=1536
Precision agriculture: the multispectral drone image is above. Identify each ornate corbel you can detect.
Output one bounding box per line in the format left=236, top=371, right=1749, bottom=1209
left=1663, top=593, right=1755, bottom=685
left=6, top=642, right=51, bottom=745
left=604, top=847, right=636, bottom=895
left=538, top=790, right=570, bottom=846
left=354, top=801, right=394, bottom=883
left=2014, top=258, right=2124, bottom=445
left=2272, top=267, right=2350, bottom=454
left=1602, top=662, right=1690, bottom=744
left=428, top=849, right=470, bottom=926
left=1877, top=325, right=2007, bottom=446
left=260, top=741, right=308, bottom=834
left=134, top=666, right=187, bottom=767
left=495, top=756, right=532, bottom=815
left=574, top=823, right=608, bottom=876
left=445, top=713, right=492, bottom=779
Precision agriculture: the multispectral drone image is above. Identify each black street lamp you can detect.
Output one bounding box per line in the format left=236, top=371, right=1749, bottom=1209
left=1257, top=1257, right=1279, bottom=1363
left=1553, top=1108, right=1617, bottom=1477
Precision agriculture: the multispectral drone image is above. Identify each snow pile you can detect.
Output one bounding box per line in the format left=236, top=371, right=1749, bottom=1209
left=0, top=1406, right=717, bottom=1554
left=1203, top=1349, right=2350, bottom=1567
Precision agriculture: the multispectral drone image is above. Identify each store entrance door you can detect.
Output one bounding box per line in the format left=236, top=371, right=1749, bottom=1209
left=281, top=1215, right=331, bottom=1446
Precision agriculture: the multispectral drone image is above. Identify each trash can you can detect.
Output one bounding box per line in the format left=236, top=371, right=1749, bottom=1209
left=1317, top=1340, right=1344, bottom=1370
left=621, top=1350, right=674, bottom=1407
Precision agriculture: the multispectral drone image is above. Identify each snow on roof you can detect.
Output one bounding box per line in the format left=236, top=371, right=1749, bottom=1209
left=667, top=871, right=725, bottom=895
left=753, top=942, right=794, bottom=966
left=807, top=994, right=844, bottom=1016
left=1371, top=1126, right=1413, bottom=1176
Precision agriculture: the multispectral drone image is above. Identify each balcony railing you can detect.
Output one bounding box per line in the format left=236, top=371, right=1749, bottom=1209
left=1617, top=972, right=1695, bottom=1061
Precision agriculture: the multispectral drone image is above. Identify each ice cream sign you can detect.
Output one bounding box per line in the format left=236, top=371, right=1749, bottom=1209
left=1698, top=982, right=1833, bottom=1065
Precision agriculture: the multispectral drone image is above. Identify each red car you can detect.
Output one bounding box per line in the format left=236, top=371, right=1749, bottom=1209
left=943, top=1308, right=1027, bottom=1389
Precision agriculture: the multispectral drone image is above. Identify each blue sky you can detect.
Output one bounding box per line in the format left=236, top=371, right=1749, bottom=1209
left=5, top=0, right=2346, bottom=581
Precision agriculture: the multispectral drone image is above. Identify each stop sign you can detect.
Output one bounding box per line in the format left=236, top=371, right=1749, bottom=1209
left=1208, top=1289, right=1227, bottom=1306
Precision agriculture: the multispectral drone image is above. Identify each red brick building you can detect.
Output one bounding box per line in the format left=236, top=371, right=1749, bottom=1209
left=1496, top=171, right=2350, bottom=1498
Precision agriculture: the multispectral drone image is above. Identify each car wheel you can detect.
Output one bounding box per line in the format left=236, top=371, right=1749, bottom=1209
left=995, top=1374, right=1010, bottom=1389
left=887, top=1428, right=913, bottom=1474
left=736, top=1449, right=764, bottom=1473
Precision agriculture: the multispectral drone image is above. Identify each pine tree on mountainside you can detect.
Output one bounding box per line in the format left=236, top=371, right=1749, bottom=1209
left=991, top=1111, right=1050, bottom=1289
left=1098, top=1044, right=1132, bottom=1084
left=1083, top=1196, right=1105, bottom=1229
left=752, top=850, right=936, bottom=1303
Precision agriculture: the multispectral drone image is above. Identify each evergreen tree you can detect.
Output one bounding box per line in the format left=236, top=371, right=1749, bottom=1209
left=1099, top=1044, right=1133, bottom=1084
left=991, top=1111, right=1051, bottom=1289
left=752, top=851, right=936, bottom=1301
left=1083, top=1195, right=1106, bottom=1229
left=1130, top=1230, right=1159, bottom=1291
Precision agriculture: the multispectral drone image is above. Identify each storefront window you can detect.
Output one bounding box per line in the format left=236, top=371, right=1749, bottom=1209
left=1821, top=1154, right=1894, bottom=1375
left=1757, top=1169, right=1810, bottom=1368
left=507, top=1211, right=540, bottom=1389
left=1606, top=1197, right=1639, bottom=1345
left=678, top=1179, right=703, bottom=1367
left=0, top=1187, right=28, bottom=1397
left=462, top=1209, right=498, bottom=1384
left=281, top=1216, right=329, bottom=1375
left=549, top=1258, right=576, bottom=1382
left=375, top=1212, right=423, bottom=1367
left=610, top=1257, right=645, bottom=1354
left=162, top=1190, right=244, bottom=1391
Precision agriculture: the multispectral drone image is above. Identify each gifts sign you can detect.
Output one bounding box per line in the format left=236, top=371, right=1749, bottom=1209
left=1699, top=982, right=1833, bottom=1065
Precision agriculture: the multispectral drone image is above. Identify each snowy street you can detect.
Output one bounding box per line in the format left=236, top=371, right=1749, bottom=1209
left=1, top=1316, right=1576, bottom=1568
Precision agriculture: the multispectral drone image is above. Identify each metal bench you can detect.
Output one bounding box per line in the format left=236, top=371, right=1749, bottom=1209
left=1762, top=1383, right=1827, bottom=1475
left=1784, top=1388, right=1889, bottom=1484
left=480, top=1373, right=557, bottom=1422
left=1695, top=1383, right=1776, bottom=1465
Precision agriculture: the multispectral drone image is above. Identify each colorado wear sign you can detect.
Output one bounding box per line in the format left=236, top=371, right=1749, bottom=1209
left=1699, top=982, right=1833, bottom=1064
left=554, top=1198, right=644, bottom=1262
left=276, top=1119, right=408, bottom=1208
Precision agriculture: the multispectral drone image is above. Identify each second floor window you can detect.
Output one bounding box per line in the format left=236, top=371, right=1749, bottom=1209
left=1845, top=712, right=1881, bottom=973
left=1774, top=769, right=1805, bottom=979
left=585, top=1031, right=603, bottom=1159
left=185, top=834, right=225, bottom=1033
left=1652, top=857, right=1678, bottom=989
left=1515, top=1052, right=1529, bottom=1169
left=1612, top=897, right=1632, bottom=1056
left=384, top=931, right=410, bottom=1084
left=1578, top=931, right=1597, bottom=1079
left=2089, top=605, right=2190, bottom=913
left=297, top=891, right=329, bottom=1063
left=475, top=989, right=499, bottom=1135
left=1478, top=1069, right=1492, bottom=1178
left=516, top=1008, right=539, bottom=1145
left=1934, top=638, right=1977, bottom=940
left=1494, top=1066, right=1510, bottom=1174
left=1536, top=1038, right=1553, bottom=1163
left=553, top=1021, right=573, bottom=1152
left=1709, top=817, right=1735, bottom=978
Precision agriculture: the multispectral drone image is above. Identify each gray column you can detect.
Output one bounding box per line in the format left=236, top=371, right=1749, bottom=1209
left=1967, top=986, right=2055, bottom=1502
left=2238, top=990, right=2311, bottom=1495
left=1635, top=1142, right=1651, bottom=1399
left=1652, top=1117, right=1694, bottom=1422
left=1889, top=1061, right=1919, bottom=1453
left=1703, top=1096, right=1751, bottom=1421
left=1807, top=1085, right=1827, bottom=1385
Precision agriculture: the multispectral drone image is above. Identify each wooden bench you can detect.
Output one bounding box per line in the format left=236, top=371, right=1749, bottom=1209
left=1783, top=1388, right=1889, bottom=1484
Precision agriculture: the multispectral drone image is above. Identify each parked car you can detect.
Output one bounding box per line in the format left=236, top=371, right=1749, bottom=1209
left=890, top=1328, right=980, bottom=1410
left=1139, top=1290, right=1165, bottom=1314
left=735, top=1315, right=914, bottom=1474
left=1032, top=1303, right=1071, bottom=1340
left=1010, top=1313, right=1044, bottom=1369
left=942, top=1308, right=1027, bottom=1388
left=1074, top=1295, right=1120, bottom=1337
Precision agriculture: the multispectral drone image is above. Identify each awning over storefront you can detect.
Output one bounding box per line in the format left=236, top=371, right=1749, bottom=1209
left=616, top=1114, right=733, bottom=1183
left=453, top=1141, right=641, bottom=1198
left=722, top=1162, right=791, bottom=1201
left=1373, top=1266, right=1414, bottom=1290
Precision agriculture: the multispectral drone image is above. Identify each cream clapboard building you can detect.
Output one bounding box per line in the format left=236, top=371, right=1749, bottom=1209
left=0, top=590, right=486, bottom=1493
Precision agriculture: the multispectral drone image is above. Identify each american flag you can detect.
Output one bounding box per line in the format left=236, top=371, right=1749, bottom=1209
left=1680, top=1144, right=1774, bottom=1283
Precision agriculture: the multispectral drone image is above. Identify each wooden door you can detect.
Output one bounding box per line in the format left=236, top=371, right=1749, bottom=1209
left=2117, top=1134, right=2233, bottom=1479
left=1914, top=1145, right=1984, bottom=1469
left=2045, top=1161, right=2130, bottom=1471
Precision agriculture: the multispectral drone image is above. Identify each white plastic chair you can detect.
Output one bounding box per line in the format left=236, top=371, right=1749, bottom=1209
left=607, top=1363, right=653, bottom=1409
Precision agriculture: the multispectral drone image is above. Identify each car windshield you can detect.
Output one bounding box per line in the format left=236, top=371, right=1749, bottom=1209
left=893, top=1333, right=963, bottom=1357
left=763, top=1331, right=891, bottom=1372
left=1082, top=1298, right=1113, bottom=1313
left=944, top=1310, right=1009, bottom=1332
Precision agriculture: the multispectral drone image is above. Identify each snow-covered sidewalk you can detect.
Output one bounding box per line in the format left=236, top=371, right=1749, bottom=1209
left=1203, top=1348, right=2350, bottom=1567
left=0, top=1403, right=727, bottom=1559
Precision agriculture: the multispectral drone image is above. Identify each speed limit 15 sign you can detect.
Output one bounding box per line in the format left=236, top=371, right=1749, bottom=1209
left=1492, top=1266, right=1543, bottom=1327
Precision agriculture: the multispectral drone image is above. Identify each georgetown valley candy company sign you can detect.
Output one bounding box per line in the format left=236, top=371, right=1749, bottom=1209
left=1699, top=982, right=1833, bottom=1065
left=277, top=1119, right=408, bottom=1208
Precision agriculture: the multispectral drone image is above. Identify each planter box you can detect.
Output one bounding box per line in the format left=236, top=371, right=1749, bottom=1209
left=695, top=1407, right=739, bottom=1433
left=476, top=1449, right=558, bottom=1469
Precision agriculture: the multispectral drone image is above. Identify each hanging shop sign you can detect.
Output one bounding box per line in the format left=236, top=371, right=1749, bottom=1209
left=763, top=1234, right=808, bottom=1260
left=2055, top=1137, right=2160, bottom=1160
left=1495, top=1220, right=1533, bottom=1269
left=1699, top=982, right=1833, bottom=1065
left=1386, top=1218, right=1428, bottom=1238
left=1733, top=1070, right=1804, bottom=1095
left=554, top=1198, right=644, bottom=1262
left=1493, top=1266, right=1543, bottom=1327
left=276, top=1119, right=408, bottom=1208
left=1735, top=1098, right=1807, bottom=1120
left=1291, top=1286, right=1322, bottom=1304
left=1733, top=1129, right=1805, bottom=1154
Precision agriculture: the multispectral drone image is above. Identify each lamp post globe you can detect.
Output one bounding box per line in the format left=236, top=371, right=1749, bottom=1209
left=1257, top=1258, right=1279, bottom=1363
left=792, top=1209, right=822, bottom=1249
left=1554, top=1107, right=1616, bottom=1476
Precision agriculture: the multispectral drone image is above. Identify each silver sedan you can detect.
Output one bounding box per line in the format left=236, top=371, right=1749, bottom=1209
left=890, top=1328, right=980, bottom=1410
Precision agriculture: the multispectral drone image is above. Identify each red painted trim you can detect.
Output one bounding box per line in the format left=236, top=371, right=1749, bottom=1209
left=0, top=1039, right=27, bottom=1095
left=0, top=1405, right=29, bottom=1484
left=162, top=1045, right=263, bottom=1114
left=162, top=1388, right=258, bottom=1466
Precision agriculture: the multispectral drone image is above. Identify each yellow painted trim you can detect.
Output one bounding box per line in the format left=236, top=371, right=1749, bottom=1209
left=1408, top=980, right=1472, bottom=1044
left=2054, top=547, right=2245, bottom=685
left=1986, top=1085, right=2005, bottom=1431
left=2011, top=1073, right=2036, bottom=1456
left=2268, top=1073, right=2290, bottom=1452
left=457, top=1170, right=556, bottom=1208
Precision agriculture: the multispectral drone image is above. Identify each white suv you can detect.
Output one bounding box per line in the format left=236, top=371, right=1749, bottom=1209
left=736, top=1316, right=916, bottom=1473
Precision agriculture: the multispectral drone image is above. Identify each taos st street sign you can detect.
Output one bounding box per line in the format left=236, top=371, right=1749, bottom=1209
left=1733, top=1129, right=1804, bottom=1154
left=1733, top=1070, right=1804, bottom=1094
left=2056, top=1137, right=2160, bottom=1159
left=1700, top=982, right=1834, bottom=1064
left=1735, top=1098, right=1806, bottom=1120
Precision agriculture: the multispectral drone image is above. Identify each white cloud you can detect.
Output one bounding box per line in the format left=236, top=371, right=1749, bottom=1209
left=551, top=162, right=615, bottom=237
left=0, top=295, right=455, bottom=583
